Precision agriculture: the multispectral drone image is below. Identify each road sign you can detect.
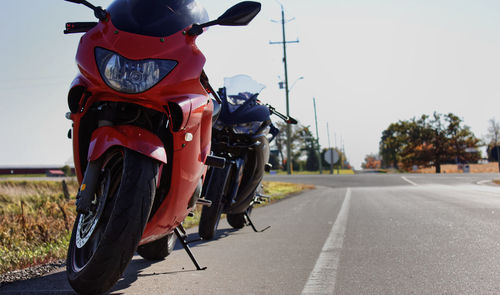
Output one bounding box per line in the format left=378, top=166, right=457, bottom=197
left=324, top=149, right=339, bottom=164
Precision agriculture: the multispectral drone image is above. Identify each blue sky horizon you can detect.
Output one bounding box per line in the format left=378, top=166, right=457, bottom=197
left=1, top=0, right=499, bottom=169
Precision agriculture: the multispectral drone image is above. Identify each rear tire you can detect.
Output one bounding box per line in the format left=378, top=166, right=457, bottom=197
left=137, top=233, right=176, bottom=261
left=227, top=206, right=252, bottom=229
left=66, top=148, right=158, bottom=295
left=198, top=168, right=227, bottom=240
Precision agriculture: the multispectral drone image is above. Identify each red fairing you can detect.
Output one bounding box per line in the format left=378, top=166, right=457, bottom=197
left=69, top=17, right=214, bottom=244
left=75, top=20, right=207, bottom=105
left=88, top=126, right=167, bottom=164
left=141, top=94, right=212, bottom=243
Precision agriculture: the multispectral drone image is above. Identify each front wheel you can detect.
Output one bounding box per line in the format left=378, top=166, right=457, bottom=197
left=198, top=167, right=227, bottom=240
left=66, top=148, right=158, bottom=295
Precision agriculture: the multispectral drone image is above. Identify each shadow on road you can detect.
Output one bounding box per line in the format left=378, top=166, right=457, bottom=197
left=0, top=226, right=242, bottom=294
left=0, top=269, right=74, bottom=294
left=175, top=226, right=240, bottom=250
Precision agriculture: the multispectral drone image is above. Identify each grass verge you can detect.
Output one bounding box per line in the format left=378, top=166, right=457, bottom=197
left=269, top=169, right=355, bottom=175
left=0, top=174, right=46, bottom=178
left=0, top=180, right=313, bottom=274
left=0, top=180, right=79, bottom=274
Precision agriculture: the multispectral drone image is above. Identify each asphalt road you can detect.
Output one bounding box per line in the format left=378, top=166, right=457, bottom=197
left=2, top=173, right=500, bottom=294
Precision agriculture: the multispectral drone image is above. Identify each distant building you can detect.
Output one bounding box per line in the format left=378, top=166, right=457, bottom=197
left=46, top=170, right=65, bottom=177
left=0, top=165, right=75, bottom=176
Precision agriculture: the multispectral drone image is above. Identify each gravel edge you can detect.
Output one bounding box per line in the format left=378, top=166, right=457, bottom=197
left=0, top=260, right=65, bottom=287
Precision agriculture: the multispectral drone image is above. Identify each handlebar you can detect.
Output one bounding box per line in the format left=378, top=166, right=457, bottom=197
left=64, top=22, right=98, bottom=34
left=265, top=104, right=297, bottom=125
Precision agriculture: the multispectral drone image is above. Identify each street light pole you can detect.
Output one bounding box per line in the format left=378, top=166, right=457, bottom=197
left=270, top=4, right=299, bottom=175
left=313, top=97, right=322, bottom=174
left=327, top=122, right=334, bottom=174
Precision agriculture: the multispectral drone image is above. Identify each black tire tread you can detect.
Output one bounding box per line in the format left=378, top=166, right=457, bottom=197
left=198, top=168, right=227, bottom=240
left=137, top=233, right=176, bottom=261
left=226, top=212, right=246, bottom=229
left=67, top=149, right=157, bottom=295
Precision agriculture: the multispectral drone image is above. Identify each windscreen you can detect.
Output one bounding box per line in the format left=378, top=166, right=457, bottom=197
left=222, top=75, right=265, bottom=113
left=224, top=75, right=266, bottom=102
left=107, top=0, right=209, bottom=37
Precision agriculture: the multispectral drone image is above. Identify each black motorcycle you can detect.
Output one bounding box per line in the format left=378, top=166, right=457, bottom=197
left=198, top=75, right=296, bottom=240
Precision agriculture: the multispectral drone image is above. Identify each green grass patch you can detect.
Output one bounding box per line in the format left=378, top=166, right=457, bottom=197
left=261, top=181, right=314, bottom=202
left=0, top=174, right=46, bottom=178
left=269, top=169, right=355, bottom=175
left=0, top=180, right=79, bottom=274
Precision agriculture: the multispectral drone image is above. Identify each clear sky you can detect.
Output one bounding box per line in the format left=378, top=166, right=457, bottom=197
left=1, top=0, right=499, bottom=169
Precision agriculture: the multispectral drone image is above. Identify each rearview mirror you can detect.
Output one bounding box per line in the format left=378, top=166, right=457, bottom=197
left=64, top=0, right=107, bottom=20
left=216, top=1, right=261, bottom=26
left=188, top=1, right=261, bottom=36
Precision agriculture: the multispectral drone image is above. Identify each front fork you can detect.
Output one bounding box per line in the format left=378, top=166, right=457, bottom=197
left=223, top=158, right=245, bottom=210
left=76, top=160, right=101, bottom=214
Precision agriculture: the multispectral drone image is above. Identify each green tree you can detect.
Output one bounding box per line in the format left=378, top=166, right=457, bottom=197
left=294, top=126, right=319, bottom=171
left=273, top=122, right=320, bottom=171
left=379, top=112, right=480, bottom=173
left=445, top=113, right=481, bottom=165
left=379, top=120, right=415, bottom=169
left=273, top=121, right=288, bottom=170
left=61, top=165, right=72, bottom=176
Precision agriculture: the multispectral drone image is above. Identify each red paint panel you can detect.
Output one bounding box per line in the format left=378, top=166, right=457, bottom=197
left=88, top=125, right=167, bottom=163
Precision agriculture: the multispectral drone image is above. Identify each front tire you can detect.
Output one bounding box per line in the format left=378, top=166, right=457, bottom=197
left=198, top=167, right=227, bottom=240
left=66, top=148, right=158, bottom=295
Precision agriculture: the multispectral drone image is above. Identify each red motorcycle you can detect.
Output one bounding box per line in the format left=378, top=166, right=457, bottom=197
left=63, top=0, right=260, bottom=294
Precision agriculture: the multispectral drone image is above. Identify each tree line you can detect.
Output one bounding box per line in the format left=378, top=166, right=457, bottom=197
left=269, top=122, right=348, bottom=171
left=379, top=112, right=480, bottom=173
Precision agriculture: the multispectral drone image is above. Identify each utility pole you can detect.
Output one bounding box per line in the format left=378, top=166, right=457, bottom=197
left=270, top=4, right=299, bottom=175
left=335, top=133, right=339, bottom=174
left=313, top=97, right=322, bottom=174
left=341, top=135, right=345, bottom=170
left=327, top=122, right=334, bottom=174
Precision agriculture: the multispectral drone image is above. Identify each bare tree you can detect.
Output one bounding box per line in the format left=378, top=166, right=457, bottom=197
left=486, top=118, right=500, bottom=144
left=486, top=118, right=500, bottom=169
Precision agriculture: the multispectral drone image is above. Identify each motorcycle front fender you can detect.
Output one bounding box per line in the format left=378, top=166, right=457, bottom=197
left=88, top=125, right=167, bottom=164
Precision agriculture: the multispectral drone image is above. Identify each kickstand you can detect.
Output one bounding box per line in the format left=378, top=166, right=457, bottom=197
left=174, top=225, right=207, bottom=270
left=244, top=212, right=270, bottom=233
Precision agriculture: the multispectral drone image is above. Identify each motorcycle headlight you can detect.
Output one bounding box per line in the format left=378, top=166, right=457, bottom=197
left=95, top=47, right=177, bottom=94
left=232, top=121, right=264, bottom=134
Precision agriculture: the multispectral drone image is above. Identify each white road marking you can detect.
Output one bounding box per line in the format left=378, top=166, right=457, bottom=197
left=476, top=180, right=492, bottom=185
left=401, top=176, right=418, bottom=186
left=301, top=188, right=352, bottom=295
